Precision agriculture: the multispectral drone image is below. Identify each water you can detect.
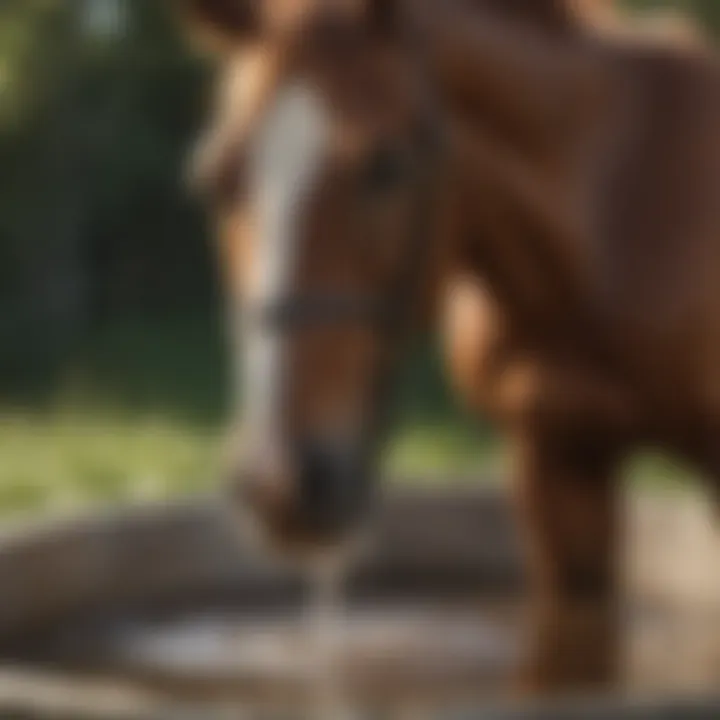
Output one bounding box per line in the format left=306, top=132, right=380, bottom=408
left=304, top=558, right=352, bottom=720
left=8, top=598, right=720, bottom=719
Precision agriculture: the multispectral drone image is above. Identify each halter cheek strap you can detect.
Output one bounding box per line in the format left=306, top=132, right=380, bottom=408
left=361, top=117, right=445, bottom=461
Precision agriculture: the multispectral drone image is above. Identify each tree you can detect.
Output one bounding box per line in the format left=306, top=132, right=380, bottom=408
left=0, top=1, right=211, bottom=379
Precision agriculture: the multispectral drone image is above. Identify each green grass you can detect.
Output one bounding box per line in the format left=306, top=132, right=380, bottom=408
left=0, top=313, right=699, bottom=520
left=0, top=412, right=505, bottom=518
left=0, top=412, right=221, bottom=514
left=0, top=313, right=505, bottom=519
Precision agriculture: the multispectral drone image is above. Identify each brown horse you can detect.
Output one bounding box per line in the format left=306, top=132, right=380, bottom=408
left=180, top=0, right=720, bottom=693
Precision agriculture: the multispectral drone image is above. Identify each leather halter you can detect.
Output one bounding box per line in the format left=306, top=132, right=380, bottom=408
left=251, top=119, right=444, bottom=337
left=252, top=113, right=445, bottom=457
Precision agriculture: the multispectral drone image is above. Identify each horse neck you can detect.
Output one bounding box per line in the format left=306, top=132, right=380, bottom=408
left=416, top=0, right=601, bottom=156
left=420, top=2, right=608, bottom=341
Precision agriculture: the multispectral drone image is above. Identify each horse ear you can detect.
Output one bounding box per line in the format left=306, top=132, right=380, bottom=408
left=177, top=0, right=260, bottom=51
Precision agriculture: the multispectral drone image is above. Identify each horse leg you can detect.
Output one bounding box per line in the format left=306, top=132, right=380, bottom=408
left=510, top=431, right=623, bottom=696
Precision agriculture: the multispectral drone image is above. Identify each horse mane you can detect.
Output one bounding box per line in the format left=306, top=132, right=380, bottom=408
left=471, top=0, right=581, bottom=34
left=465, top=0, right=703, bottom=48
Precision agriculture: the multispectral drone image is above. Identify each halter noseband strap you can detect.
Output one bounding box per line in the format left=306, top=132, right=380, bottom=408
left=253, top=294, right=386, bottom=330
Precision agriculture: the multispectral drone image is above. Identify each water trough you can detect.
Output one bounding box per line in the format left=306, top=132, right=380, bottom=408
left=0, top=485, right=718, bottom=718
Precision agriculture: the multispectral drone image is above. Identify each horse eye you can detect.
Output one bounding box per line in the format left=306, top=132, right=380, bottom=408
left=361, top=145, right=409, bottom=195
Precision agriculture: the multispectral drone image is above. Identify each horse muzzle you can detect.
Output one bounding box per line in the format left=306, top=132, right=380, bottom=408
left=226, top=437, right=373, bottom=552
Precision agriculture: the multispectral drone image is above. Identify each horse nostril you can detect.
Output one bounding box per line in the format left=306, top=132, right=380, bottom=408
left=299, top=442, right=361, bottom=525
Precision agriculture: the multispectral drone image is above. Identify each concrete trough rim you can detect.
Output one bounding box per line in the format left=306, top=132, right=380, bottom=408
left=0, top=665, right=719, bottom=720
left=0, top=486, right=524, bottom=647
left=1, top=484, right=717, bottom=646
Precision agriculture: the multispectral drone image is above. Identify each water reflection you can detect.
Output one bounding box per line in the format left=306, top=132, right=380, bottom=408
left=4, top=494, right=717, bottom=718
left=107, top=598, right=711, bottom=717
left=5, top=597, right=719, bottom=719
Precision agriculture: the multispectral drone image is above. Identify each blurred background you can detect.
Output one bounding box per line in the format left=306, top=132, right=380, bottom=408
left=0, top=0, right=717, bottom=520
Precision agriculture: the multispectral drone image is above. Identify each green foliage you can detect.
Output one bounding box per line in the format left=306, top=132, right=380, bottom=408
left=0, top=1, right=213, bottom=377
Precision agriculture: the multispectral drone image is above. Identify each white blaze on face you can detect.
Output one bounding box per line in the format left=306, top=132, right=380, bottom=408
left=239, top=82, right=331, bottom=447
